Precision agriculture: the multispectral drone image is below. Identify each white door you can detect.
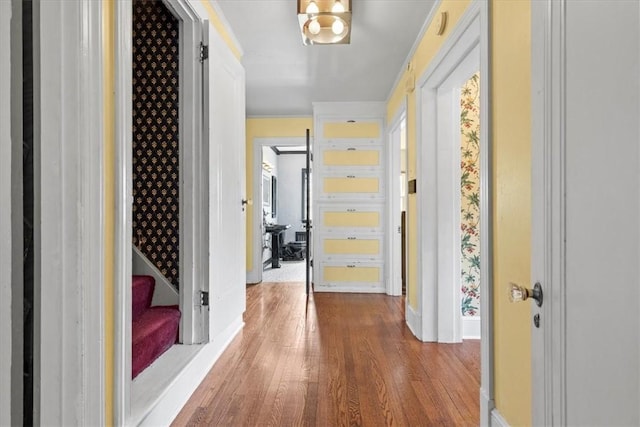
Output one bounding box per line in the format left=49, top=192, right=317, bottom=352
left=204, top=23, right=247, bottom=335
left=531, top=1, right=640, bottom=424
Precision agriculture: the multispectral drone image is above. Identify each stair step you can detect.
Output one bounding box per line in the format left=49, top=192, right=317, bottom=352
left=132, top=275, right=155, bottom=322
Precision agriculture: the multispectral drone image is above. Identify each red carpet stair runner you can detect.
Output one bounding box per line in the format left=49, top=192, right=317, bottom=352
left=132, top=275, right=181, bottom=379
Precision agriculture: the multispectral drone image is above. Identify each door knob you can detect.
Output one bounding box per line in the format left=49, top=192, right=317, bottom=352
left=509, top=282, right=543, bottom=307
left=242, top=199, right=252, bottom=206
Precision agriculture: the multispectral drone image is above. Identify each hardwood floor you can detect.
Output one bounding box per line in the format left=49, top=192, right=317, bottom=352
left=172, top=282, right=480, bottom=426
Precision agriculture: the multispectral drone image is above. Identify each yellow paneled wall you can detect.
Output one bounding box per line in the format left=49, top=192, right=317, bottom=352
left=245, top=118, right=314, bottom=271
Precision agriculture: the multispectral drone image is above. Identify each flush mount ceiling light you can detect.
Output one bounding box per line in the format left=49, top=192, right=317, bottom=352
left=297, top=0, right=351, bottom=45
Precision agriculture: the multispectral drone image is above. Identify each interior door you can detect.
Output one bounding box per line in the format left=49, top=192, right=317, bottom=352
left=531, top=1, right=639, bottom=424
left=204, top=22, right=247, bottom=333
left=305, top=129, right=312, bottom=295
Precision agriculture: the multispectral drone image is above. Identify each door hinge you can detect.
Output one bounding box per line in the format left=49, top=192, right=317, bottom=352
left=200, top=291, right=209, bottom=306
left=199, top=42, right=209, bottom=62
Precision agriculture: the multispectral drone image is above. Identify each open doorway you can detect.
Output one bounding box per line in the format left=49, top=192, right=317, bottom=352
left=415, top=2, right=493, bottom=424
left=388, top=108, right=408, bottom=297
left=260, top=144, right=309, bottom=283
left=114, top=0, right=210, bottom=423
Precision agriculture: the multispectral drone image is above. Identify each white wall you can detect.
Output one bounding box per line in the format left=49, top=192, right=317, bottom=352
left=0, top=1, right=14, bottom=424
left=261, top=146, right=278, bottom=222
left=276, top=154, right=306, bottom=243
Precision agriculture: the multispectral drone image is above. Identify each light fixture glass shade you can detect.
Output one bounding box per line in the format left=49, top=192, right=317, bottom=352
left=297, top=0, right=351, bottom=45
left=331, top=0, right=345, bottom=13
left=305, top=1, right=319, bottom=14
left=331, top=17, right=344, bottom=35
left=308, top=18, right=321, bottom=35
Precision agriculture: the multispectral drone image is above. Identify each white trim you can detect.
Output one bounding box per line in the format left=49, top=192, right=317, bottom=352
left=79, top=1, right=106, bottom=424
left=386, top=102, right=407, bottom=297
left=34, top=0, right=105, bottom=423
left=490, top=409, right=510, bottom=427
left=478, top=1, right=494, bottom=425
left=250, top=136, right=309, bottom=284
left=462, top=316, right=480, bottom=339
left=113, top=1, right=133, bottom=424
left=0, top=1, right=15, bottom=424
left=531, top=1, right=566, bottom=425
left=405, top=303, right=422, bottom=339
left=167, top=0, right=209, bottom=346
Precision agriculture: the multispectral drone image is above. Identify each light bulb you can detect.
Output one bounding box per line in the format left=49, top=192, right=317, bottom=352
left=305, top=1, right=319, bottom=14
left=308, top=19, right=321, bottom=35
left=332, top=0, right=345, bottom=13
left=332, top=18, right=344, bottom=35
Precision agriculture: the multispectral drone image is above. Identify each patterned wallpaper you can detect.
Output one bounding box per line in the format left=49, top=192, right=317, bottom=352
left=460, top=72, right=480, bottom=316
left=132, top=0, right=180, bottom=287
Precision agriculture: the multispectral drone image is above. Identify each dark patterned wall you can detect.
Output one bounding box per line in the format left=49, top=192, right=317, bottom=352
left=132, top=0, right=180, bottom=287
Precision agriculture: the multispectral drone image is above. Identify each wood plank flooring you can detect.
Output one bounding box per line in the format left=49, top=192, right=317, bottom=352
left=172, top=283, right=480, bottom=426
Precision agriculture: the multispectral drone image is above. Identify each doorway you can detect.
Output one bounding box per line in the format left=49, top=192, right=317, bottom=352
left=419, top=30, right=480, bottom=344
left=114, top=0, right=209, bottom=423
left=251, top=137, right=311, bottom=285
left=260, top=144, right=309, bottom=283
left=388, top=108, right=407, bottom=297
left=415, top=1, right=493, bottom=424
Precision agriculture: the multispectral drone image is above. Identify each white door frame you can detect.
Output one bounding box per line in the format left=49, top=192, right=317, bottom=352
left=415, top=1, right=494, bottom=424
left=416, top=2, right=482, bottom=343
left=113, top=0, right=207, bottom=423
left=387, top=103, right=407, bottom=297
left=531, top=1, right=564, bottom=423
left=249, top=136, right=309, bottom=284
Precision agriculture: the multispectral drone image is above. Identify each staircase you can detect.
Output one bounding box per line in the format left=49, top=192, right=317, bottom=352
left=132, top=275, right=181, bottom=379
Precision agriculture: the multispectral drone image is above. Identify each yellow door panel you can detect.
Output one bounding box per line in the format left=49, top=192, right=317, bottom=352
left=323, top=266, right=380, bottom=282
left=323, top=211, right=380, bottom=228
left=324, top=239, right=380, bottom=255
left=323, top=122, right=380, bottom=138
left=323, top=177, right=379, bottom=193
left=323, top=150, right=380, bottom=166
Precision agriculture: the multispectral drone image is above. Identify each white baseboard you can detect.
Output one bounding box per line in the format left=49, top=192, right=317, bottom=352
left=246, top=268, right=261, bottom=285
left=314, top=285, right=386, bottom=293
left=490, top=408, right=510, bottom=427
left=480, top=387, right=494, bottom=427
left=463, top=315, right=481, bottom=339
left=405, top=303, right=422, bottom=340
left=134, top=315, right=244, bottom=426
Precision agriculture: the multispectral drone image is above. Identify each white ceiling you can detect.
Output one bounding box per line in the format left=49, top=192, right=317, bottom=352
left=215, top=0, right=437, bottom=117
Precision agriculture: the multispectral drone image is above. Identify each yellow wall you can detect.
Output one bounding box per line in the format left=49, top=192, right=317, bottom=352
left=245, top=118, right=314, bottom=273
left=103, top=1, right=115, bottom=424
left=492, top=1, right=532, bottom=424
left=386, top=0, right=532, bottom=424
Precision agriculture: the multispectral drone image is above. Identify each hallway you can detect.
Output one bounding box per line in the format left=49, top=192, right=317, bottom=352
left=172, top=283, right=480, bottom=426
